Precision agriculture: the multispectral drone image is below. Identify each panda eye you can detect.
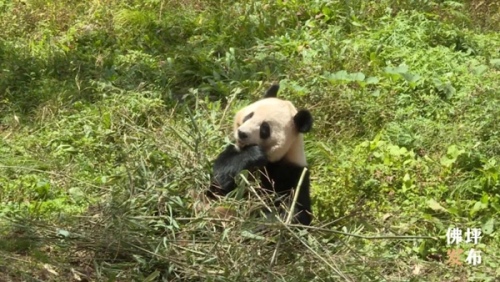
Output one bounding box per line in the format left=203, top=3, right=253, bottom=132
left=260, top=122, right=271, bottom=139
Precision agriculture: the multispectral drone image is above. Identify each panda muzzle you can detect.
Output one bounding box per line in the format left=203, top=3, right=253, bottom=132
left=236, top=140, right=248, bottom=149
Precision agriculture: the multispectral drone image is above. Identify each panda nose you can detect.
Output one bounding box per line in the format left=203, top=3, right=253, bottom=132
left=238, top=130, right=248, bottom=139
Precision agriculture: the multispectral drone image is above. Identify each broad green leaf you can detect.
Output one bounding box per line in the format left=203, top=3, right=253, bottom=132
left=472, top=64, right=488, bottom=76
left=403, top=173, right=411, bottom=182
left=480, top=193, right=489, bottom=204
left=470, top=201, right=487, bottom=217
left=490, top=58, right=500, bottom=68
left=428, top=199, right=448, bottom=212
left=402, top=72, right=421, bottom=83
left=351, top=20, right=363, bottom=27
left=432, top=78, right=443, bottom=87
left=350, top=72, right=365, bottom=81
left=394, top=65, right=408, bottom=74
left=447, top=145, right=464, bottom=159
left=384, top=65, right=408, bottom=74
left=366, top=76, right=379, bottom=84
left=440, top=156, right=455, bottom=168
left=482, top=218, right=495, bottom=235
left=333, top=70, right=350, bottom=80
left=322, top=7, right=332, bottom=17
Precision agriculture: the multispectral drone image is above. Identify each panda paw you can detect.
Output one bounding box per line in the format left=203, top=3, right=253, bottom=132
left=241, top=145, right=268, bottom=168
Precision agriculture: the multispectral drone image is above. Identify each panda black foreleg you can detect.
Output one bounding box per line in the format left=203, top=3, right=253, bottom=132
left=261, top=162, right=313, bottom=226
left=279, top=170, right=312, bottom=226
left=207, top=144, right=268, bottom=198
left=293, top=171, right=313, bottom=226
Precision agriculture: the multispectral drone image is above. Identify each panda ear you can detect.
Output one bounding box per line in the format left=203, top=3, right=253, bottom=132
left=294, top=110, right=313, bottom=133
left=263, top=84, right=280, bottom=98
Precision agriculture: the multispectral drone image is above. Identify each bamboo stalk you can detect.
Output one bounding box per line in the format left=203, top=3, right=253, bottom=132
left=285, top=167, right=308, bottom=225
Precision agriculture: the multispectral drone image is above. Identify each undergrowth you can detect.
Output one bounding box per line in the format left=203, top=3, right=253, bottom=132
left=1, top=0, right=499, bottom=281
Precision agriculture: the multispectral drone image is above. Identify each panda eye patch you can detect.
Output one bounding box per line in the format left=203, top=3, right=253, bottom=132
left=242, top=112, right=254, bottom=123
left=260, top=122, right=271, bottom=139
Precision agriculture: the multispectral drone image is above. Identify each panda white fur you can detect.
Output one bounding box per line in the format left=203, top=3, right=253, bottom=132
left=207, top=84, right=313, bottom=225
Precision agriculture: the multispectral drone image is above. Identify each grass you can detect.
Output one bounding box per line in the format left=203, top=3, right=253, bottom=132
left=1, top=0, right=499, bottom=281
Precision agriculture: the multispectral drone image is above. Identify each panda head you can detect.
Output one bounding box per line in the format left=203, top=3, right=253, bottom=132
left=233, top=84, right=313, bottom=165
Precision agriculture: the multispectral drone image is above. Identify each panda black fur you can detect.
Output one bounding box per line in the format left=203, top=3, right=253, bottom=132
left=207, top=84, right=313, bottom=225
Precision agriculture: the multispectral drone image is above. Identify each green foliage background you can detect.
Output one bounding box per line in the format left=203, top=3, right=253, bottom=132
left=1, top=0, right=499, bottom=281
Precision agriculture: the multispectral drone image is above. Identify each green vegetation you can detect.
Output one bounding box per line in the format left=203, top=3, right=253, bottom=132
left=1, top=0, right=499, bottom=281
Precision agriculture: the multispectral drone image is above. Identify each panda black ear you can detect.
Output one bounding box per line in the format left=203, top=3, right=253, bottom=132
left=263, top=84, right=280, bottom=98
left=294, top=110, right=313, bottom=133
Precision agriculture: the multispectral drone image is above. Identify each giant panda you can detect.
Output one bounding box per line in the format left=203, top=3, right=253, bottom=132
left=206, top=84, right=314, bottom=226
